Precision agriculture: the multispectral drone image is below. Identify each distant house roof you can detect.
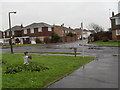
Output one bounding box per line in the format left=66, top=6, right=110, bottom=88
left=111, top=13, right=120, bottom=19
left=5, top=26, right=22, bottom=32
left=53, top=25, right=74, bottom=31
left=24, top=22, right=52, bottom=29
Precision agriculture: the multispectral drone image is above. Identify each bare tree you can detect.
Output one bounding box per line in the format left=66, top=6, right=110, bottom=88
left=88, top=23, right=104, bottom=33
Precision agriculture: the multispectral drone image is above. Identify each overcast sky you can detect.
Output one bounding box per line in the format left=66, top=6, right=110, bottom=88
left=0, top=0, right=119, bottom=31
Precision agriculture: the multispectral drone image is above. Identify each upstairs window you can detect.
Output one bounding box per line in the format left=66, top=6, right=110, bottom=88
left=48, top=28, right=52, bottom=31
left=12, top=31, right=14, bottom=35
left=38, top=28, right=42, bottom=32
left=30, top=29, right=34, bottom=33
left=7, top=31, right=9, bottom=36
left=115, top=18, right=120, bottom=25
left=24, top=30, right=27, bottom=34
left=116, top=30, right=120, bottom=35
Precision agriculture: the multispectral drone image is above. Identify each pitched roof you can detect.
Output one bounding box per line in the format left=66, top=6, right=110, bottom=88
left=24, top=22, right=52, bottom=29
left=111, top=13, right=120, bottom=19
left=5, top=26, right=22, bottom=32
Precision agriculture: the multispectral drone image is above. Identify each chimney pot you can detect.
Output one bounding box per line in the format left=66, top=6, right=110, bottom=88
left=112, top=12, right=114, bottom=17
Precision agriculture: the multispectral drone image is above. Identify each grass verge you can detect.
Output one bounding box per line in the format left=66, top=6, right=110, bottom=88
left=2, top=43, right=45, bottom=49
left=2, top=54, right=94, bottom=88
left=89, top=40, right=120, bottom=47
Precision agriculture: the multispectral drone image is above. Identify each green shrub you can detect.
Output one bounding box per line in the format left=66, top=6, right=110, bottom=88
left=4, top=63, right=49, bottom=74
left=51, top=33, right=60, bottom=43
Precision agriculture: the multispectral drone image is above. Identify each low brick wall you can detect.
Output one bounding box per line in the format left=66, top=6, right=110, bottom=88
left=61, top=36, right=78, bottom=42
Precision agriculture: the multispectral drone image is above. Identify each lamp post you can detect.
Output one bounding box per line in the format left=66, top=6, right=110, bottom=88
left=81, top=22, right=84, bottom=57
left=9, top=11, right=16, bottom=54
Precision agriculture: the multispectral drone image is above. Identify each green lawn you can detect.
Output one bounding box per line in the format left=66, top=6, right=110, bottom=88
left=89, top=40, right=120, bottom=47
left=2, top=54, right=94, bottom=88
left=2, top=43, right=45, bottom=49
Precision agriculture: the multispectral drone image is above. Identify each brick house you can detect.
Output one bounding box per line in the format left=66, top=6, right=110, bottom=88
left=53, top=25, right=76, bottom=37
left=4, top=25, right=23, bottom=45
left=22, top=22, right=53, bottom=44
left=0, top=30, right=3, bottom=45
left=74, top=28, right=82, bottom=39
left=53, top=25, right=77, bottom=42
left=110, top=12, right=120, bottom=40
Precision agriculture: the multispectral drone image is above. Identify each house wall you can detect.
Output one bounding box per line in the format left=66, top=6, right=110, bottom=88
left=22, top=27, right=53, bottom=44
left=53, top=26, right=62, bottom=37
left=22, top=27, right=53, bottom=37
left=112, top=30, right=120, bottom=40
left=111, top=15, right=120, bottom=40
left=61, top=36, right=77, bottom=42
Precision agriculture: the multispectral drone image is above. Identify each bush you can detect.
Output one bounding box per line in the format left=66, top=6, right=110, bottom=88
left=15, top=38, right=20, bottom=43
left=4, top=63, right=49, bottom=74
left=93, top=31, right=112, bottom=41
left=66, top=32, right=74, bottom=37
left=35, top=38, right=42, bottom=43
left=51, top=33, right=60, bottom=43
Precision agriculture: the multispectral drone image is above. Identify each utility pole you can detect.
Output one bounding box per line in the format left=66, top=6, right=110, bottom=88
left=8, top=12, right=16, bottom=54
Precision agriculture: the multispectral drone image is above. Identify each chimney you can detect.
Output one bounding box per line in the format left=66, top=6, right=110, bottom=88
left=112, top=12, right=114, bottom=17
left=61, top=23, right=64, bottom=27
left=21, top=24, right=23, bottom=28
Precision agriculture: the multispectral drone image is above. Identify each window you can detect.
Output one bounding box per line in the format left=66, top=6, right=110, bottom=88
left=48, top=28, right=52, bottom=31
left=7, top=31, right=9, bottom=36
left=12, top=31, right=14, bottom=35
left=38, top=28, right=42, bottom=32
left=49, top=36, right=52, bottom=39
left=116, top=30, right=120, bottom=35
left=39, top=36, right=44, bottom=41
left=30, top=29, right=34, bottom=33
left=115, top=18, right=120, bottom=25
left=24, top=30, right=27, bottom=34
left=65, top=31, right=67, bottom=33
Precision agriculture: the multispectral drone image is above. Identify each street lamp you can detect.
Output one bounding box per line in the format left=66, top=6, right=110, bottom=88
left=9, top=11, right=16, bottom=54
left=81, top=22, right=84, bottom=57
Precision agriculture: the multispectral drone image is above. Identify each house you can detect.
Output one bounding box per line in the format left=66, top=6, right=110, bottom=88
left=82, top=29, right=93, bottom=39
left=74, top=28, right=82, bottom=39
left=53, top=24, right=76, bottom=37
left=0, top=31, right=3, bottom=45
left=110, top=12, right=120, bottom=40
left=53, top=24, right=77, bottom=42
left=22, top=22, right=53, bottom=44
left=4, top=25, right=23, bottom=45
